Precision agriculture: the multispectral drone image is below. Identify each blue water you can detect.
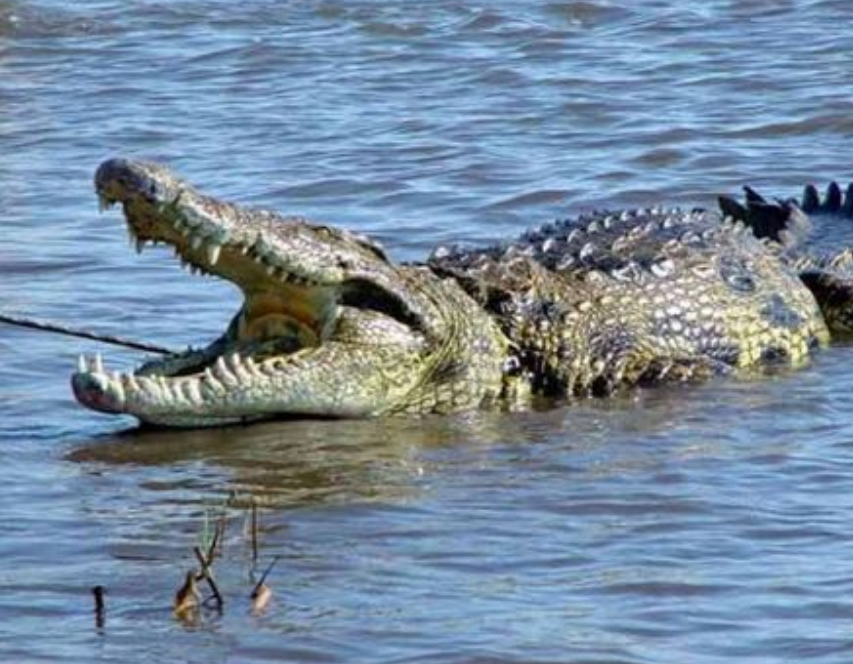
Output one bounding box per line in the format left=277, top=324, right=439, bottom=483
left=3, top=1, right=853, bottom=661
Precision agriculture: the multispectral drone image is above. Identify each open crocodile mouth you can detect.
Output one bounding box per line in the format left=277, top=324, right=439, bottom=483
left=72, top=185, right=346, bottom=423
left=71, top=158, right=433, bottom=426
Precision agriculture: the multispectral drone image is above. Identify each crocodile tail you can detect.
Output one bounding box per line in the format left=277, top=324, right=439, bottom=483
left=717, top=188, right=805, bottom=246
left=719, top=182, right=853, bottom=249
left=800, top=182, right=853, bottom=216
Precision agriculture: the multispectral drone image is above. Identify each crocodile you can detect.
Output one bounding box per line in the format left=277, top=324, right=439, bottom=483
left=72, top=158, right=853, bottom=427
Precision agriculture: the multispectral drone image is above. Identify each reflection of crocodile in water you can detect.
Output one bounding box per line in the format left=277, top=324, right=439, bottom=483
left=72, top=158, right=853, bottom=427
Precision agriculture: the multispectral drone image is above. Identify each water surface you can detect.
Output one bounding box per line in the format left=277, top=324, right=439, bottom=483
left=3, top=1, right=853, bottom=662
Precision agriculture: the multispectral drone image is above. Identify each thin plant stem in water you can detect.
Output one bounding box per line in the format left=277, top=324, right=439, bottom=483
left=92, top=585, right=106, bottom=630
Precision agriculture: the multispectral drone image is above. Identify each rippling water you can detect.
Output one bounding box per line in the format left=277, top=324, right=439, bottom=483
left=3, top=0, right=853, bottom=661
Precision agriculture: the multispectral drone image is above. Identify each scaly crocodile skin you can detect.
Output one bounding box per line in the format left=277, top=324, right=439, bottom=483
left=71, top=160, right=850, bottom=427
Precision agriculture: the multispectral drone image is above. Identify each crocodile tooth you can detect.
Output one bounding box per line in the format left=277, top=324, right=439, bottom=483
left=107, top=376, right=125, bottom=403
left=232, top=364, right=250, bottom=383
left=90, top=372, right=109, bottom=392
left=226, top=353, right=243, bottom=373
left=156, top=374, right=169, bottom=388
left=190, top=234, right=203, bottom=251
left=206, top=243, right=222, bottom=266
left=183, top=379, right=202, bottom=405
left=139, top=376, right=160, bottom=397
left=266, top=264, right=276, bottom=276
left=166, top=380, right=180, bottom=402
left=202, top=369, right=225, bottom=395
left=260, top=361, right=280, bottom=376
left=214, top=356, right=232, bottom=379
left=124, top=373, right=140, bottom=392
left=245, top=357, right=263, bottom=378
left=77, top=354, right=86, bottom=373
left=93, top=353, right=104, bottom=374
left=161, top=377, right=179, bottom=402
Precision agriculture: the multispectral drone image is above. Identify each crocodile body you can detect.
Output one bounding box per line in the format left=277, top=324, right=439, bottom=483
left=71, top=159, right=853, bottom=427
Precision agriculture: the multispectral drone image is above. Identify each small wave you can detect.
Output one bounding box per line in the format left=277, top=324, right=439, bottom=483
left=723, top=113, right=853, bottom=139
left=488, top=189, right=569, bottom=210
left=543, top=0, right=632, bottom=28
left=459, top=9, right=510, bottom=32
left=358, top=19, right=429, bottom=39
left=630, top=147, right=686, bottom=168
left=0, top=2, right=112, bottom=39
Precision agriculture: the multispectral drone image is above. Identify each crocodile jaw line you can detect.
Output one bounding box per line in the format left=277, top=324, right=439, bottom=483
left=72, top=193, right=342, bottom=426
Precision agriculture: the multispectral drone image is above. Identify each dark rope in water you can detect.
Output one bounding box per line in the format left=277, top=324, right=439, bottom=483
left=0, top=312, right=173, bottom=354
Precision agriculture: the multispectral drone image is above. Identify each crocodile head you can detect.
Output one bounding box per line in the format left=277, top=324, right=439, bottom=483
left=72, top=159, right=507, bottom=427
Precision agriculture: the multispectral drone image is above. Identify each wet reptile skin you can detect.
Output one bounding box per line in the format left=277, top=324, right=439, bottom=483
left=428, top=207, right=828, bottom=399
left=71, top=160, right=853, bottom=426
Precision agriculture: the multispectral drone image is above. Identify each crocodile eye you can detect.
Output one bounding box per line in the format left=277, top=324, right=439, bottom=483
left=726, top=273, right=756, bottom=292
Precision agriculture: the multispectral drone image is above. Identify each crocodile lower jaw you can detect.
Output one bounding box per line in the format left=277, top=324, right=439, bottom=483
left=72, top=201, right=341, bottom=423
